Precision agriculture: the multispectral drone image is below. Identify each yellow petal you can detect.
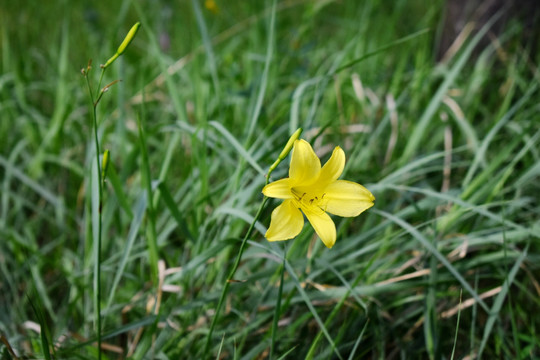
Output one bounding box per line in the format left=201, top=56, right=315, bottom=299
left=289, top=140, right=321, bottom=185
left=323, top=180, right=375, bottom=217
left=265, top=200, right=304, bottom=241
left=318, top=146, right=345, bottom=184
left=303, top=208, right=336, bottom=248
left=262, top=178, right=292, bottom=199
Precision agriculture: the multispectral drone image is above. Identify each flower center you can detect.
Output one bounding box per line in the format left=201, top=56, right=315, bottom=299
left=291, top=187, right=327, bottom=210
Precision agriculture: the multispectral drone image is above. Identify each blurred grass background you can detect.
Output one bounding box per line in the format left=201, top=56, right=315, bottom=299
left=1, top=0, right=539, bottom=358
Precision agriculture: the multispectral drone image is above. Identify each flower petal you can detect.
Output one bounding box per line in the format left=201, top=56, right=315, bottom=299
left=289, top=140, right=321, bottom=185
left=323, top=180, right=375, bottom=217
left=318, top=146, right=345, bottom=184
left=262, top=178, right=292, bottom=199
left=265, top=200, right=304, bottom=241
left=303, top=208, right=336, bottom=248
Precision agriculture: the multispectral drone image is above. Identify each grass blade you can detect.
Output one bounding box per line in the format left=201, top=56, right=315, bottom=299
left=477, top=246, right=528, bottom=358
left=210, top=121, right=265, bottom=176
left=399, top=10, right=504, bottom=165
left=245, top=0, right=276, bottom=142
left=105, top=192, right=147, bottom=311
left=27, top=294, right=52, bottom=360
left=371, top=208, right=489, bottom=312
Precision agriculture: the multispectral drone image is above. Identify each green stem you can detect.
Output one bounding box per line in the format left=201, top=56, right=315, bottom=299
left=270, top=245, right=286, bottom=359
left=96, top=69, right=105, bottom=102
left=93, top=102, right=102, bottom=360
left=204, top=128, right=301, bottom=357
left=204, top=196, right=269, bottom=356
left=86, top=67, right=105, bottom=360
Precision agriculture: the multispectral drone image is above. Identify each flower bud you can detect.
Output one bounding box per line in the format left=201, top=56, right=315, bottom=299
left=102, top=22, right=141, bottom=69
left=117, top=22, right=141, bottom=56
left=101, top=149, right=110, bottom=181
left=278, top=128, right=303, bottom=161
left=268, top=128, right=303, bottom=175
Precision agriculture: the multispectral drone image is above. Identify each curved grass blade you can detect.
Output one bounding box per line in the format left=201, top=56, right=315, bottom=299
left=283, top=259, right=344, bottom=360
left=370, top=208, right=489, bottom=312
left=399, top=10, right=504, bottom=165
left=210, top=121, right=265, bottom=176
left=105, top=192, right=147, bottom=311
left=245, top=0, right=276, bottom=142
left=27, top=294, right=53, bottom=360
left=348, top=320, right=369, bottom=360
left=476, top=246, right=528, bottom=358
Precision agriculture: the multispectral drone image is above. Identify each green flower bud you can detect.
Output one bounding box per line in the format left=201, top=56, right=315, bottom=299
left=278, top=128, right=303, bottom=161
left=101, top=149, right=110, bottom=181
left=117, top=22, right=141, bottom=56
left=102, top=22, right=141, bottom=69
left=268, top=128, right=303, bottom=175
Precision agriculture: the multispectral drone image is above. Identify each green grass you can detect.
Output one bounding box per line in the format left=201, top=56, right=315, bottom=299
left=1, top=0, right=539, bottom=358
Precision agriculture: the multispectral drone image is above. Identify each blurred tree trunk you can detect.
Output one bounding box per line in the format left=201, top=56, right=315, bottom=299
left=437, top=0, right=539, bottom=61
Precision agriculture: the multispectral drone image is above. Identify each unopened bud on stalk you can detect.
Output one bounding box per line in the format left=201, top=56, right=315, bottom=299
left=268, top=128, right=303, bottom=175
left=101, top=80, right=121, bottom=93
left=102, top=22, right=141, bottom=69
left=278, top=128, right=303, bottom=161
left=81, top=59, right=93, bottom=76
left=101, top=149, right=110, bottom=181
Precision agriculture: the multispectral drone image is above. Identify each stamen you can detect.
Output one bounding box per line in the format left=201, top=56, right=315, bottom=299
left=291, top=188, right=307, bottom=201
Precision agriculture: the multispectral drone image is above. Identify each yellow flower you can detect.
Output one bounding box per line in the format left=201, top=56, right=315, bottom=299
left=204, top=0, right=219, bottom=14
left=262, top=139, right=375, bottom=248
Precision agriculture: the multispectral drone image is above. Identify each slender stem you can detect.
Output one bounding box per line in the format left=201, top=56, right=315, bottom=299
left=270, top=244, right=287, bottom=359
left=204, top=129, right=300, bottom=357
left=85, top=67, right=105, bottom=360
left=93, top=99, right=103, bottom=360
left=204, top=196, right=269, bottom=356
left=83, top=21, right=138, bottom=351
left=96, top=69, right=106, bottom=101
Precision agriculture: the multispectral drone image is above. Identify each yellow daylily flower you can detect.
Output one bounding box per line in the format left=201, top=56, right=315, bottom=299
left=263, top=139, right=375, bottom=248
left=204, top=0, right=219, bottom=14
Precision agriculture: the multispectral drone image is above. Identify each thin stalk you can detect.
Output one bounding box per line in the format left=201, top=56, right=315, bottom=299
left=204, top=196, right=269, bottom=356
left=96, top=68, right=105, bottom=100
left=270, top=245, right=286, bottom=359
left=450, top=290, right=463, bottom=360
left=85, top=67, right=106, bottom=360
left=92, top=100, right=103, bottom=360
left=204, top=128, right=301, bottom=357
left=81, top=23, right=139, bottom=358
left=96, top=68, right=106, bottom=360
